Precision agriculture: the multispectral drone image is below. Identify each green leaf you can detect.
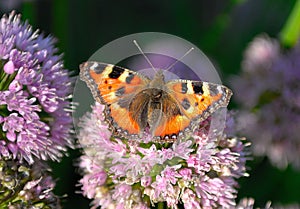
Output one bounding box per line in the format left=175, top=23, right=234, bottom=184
left=150, top=164, right=164, bottom=177
left=280, top=0, right=300, bottom=47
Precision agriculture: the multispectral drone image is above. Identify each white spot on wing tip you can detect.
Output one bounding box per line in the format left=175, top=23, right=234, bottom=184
left=90, top=62, right=99, bottom=70
left=186, top=81, right=194, bottom=94
left=217, top=85, right=223, bottom=93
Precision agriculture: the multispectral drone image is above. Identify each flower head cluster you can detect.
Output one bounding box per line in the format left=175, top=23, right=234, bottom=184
left=78, top=103, right=249, bottom=209
left=0, top=11, right=73, bottom=164
left=231, top=35, right=300, bottom=169
left=236, top=198, right=300, bottom=209
left=236, top=198, right=271, bottom=209
left=0, top=158, right=61, bottom=209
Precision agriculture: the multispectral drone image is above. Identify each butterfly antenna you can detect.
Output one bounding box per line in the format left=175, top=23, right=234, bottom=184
left=165, top=47, right=194, bottom=72
left=133, top=40, right=157, bottom=73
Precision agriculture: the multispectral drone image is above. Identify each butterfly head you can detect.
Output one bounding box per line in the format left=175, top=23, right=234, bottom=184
left=150, top=70, right=166, bottom=87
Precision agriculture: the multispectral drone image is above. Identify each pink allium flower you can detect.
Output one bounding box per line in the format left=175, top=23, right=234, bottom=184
left=236, top=198, right=271, bottom=209
left=242, top=34, right=280, bottom=73
left=236, top=198, right=300, bottom=209
left=78, top=103, right=249, bottom=209
left=0, top=11, right=73, bottom=164
left=231, top=35, right=300, bottom=169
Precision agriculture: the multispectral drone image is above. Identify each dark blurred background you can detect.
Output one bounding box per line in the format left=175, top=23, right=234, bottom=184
left=0, top=0, right=299, bottom=208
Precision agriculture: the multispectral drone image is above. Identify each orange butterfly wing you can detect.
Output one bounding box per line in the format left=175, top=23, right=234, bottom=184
left=151, top=80, right=232, bottom=140
left=80, top=61, right=150, bottom=136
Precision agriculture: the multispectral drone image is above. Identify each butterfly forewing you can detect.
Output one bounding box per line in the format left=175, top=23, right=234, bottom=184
left=80, top=61, right=150, bottom=137
left=80, top=62, right=149, bottom=104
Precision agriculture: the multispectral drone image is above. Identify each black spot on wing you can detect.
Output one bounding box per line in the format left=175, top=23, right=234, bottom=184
left=109, top=66, right=125, bottom=78
left=93, top=64, right=105, bottom=74
left=181, top=82, right=188, bottom=94
left=126, top=72, right=134, bottom=84
left=192, top=82, right=204, bottom=94
left=181, top=98, right=191, bottom=110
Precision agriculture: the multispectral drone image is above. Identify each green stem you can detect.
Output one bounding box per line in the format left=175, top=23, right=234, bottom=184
left=157, top=202, right=165, bottom=209
left=0, top=72, right=17, bottom=91
left=280, top=0, right=300, bottom=47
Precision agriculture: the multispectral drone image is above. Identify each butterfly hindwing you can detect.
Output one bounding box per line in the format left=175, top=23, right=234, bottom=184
left=150, top=93, right=191, bottom=140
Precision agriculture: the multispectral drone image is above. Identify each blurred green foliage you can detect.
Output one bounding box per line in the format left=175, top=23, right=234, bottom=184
left=280, top=0, right=300, bottom=47
left=1, top=0, right=300, bottom=208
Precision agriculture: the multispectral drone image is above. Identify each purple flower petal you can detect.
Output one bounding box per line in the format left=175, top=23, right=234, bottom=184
left=3, top=60, right=15, bottom=74
left=0, top=11, right=73, bottom=163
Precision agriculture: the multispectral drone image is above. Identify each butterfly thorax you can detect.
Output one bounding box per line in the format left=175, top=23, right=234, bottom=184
left=133, top=71, right=181, bottom=138
left=142, top=87, right=168, bottom=137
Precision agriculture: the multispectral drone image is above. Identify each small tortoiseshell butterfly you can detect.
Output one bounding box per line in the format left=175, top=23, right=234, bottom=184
left=80, top=61, right=232, bottom=142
